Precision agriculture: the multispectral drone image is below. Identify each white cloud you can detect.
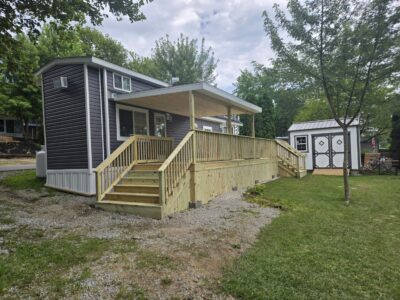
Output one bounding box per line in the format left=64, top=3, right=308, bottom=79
left=96, top=0, right=288, bottom=92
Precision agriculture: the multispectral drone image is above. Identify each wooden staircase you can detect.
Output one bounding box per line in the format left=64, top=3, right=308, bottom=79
left=97, top=163, right=164, bottom=219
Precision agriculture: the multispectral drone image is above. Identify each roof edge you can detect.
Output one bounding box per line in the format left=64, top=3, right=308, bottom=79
left=35, top=56, right=170, bottom=87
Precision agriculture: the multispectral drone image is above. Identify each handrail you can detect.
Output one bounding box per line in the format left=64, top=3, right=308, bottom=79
left=95, top=135, right=174, bottom=202
left=275, top=139, right=306, bottom=173
left=275, top=139, right=304, bottom=157
left=158, top=131, right=195, bottom=204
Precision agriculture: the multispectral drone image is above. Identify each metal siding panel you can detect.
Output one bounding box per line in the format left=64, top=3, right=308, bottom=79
left=43, top=64, right=88, bottom=169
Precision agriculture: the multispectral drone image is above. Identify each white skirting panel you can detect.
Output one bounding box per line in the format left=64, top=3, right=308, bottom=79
left=46, top=169, right=96, bottom=195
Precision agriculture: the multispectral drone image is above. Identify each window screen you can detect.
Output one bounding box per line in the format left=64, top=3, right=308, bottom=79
left=119, top=109, right=133, bottom=137
left=134, top=111, right=147, bottom=135
left=295, top=136, right=308, bottom=152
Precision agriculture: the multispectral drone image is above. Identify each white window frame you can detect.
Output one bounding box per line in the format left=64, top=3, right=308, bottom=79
left=295, top=135, right=308, bottom=152
left=113, top=72, right=132, bottom=92
left=154, top=112, right=167, bottom=137
left=203, top=125, right=213, bottom=132
left=116, top=104, right=149, bottom=141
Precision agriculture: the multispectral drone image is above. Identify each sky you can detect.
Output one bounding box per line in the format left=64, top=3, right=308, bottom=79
left=96, top=0, right=288, bottom=92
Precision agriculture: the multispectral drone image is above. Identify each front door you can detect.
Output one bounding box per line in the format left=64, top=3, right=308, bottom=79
left=312, top=133, right=351, bottom=169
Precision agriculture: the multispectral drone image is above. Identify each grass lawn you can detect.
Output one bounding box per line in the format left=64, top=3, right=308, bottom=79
left=221, top=175, right=400, bottom=299
left=0, top=170, right=46, bottom=191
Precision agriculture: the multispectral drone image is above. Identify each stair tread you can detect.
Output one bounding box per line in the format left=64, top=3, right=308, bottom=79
left=123, top=176, right=159, bottom=180
left=99, top=200, right=161, bottom=207
left=116, top=184, right=159, bottom=188
left=106, top=192, right=159, bottom=197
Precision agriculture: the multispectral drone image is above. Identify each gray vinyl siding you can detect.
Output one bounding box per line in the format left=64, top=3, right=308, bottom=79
left=43, top=64, right=88, bottom=169
left=88, top=67, right=104, bottom=168
left=196, top=119, right=222, bottom=132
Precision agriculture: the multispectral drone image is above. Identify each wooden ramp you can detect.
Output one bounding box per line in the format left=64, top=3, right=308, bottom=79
left=312, top=168, right=348, bottom=176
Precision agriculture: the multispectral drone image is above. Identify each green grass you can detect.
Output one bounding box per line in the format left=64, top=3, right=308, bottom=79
left=0, top=232, right=110, bottom=297
left=221, top=175, right=400, bottom=299
left=0, top=170, right=46, bottom=191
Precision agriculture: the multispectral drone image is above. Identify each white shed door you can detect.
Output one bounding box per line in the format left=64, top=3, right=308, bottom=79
left=312, top=133, right=351, bottom=169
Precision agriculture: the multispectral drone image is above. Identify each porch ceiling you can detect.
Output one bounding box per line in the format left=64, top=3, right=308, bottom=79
left=114, top=82, right=262, bottom=117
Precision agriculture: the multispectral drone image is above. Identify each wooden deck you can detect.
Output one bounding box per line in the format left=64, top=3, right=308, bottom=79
left=312, top=168, right=348, bottom=176
left=95, top=131, right=306, bottom=219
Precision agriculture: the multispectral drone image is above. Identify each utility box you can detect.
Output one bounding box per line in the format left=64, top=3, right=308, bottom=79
left=36, top=146, right=47, bottom=178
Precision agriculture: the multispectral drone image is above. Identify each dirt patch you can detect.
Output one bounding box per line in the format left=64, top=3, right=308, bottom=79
left=0, top=177, right=279, bottom=299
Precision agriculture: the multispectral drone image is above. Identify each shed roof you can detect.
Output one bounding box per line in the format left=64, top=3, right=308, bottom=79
left=288, top=118, right=360, bottom=132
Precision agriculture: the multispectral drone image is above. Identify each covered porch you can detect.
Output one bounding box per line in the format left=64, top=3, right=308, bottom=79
left=95, top=83, right=306, bottom=218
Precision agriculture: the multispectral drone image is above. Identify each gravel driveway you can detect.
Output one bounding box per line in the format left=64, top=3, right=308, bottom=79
left=0, top=173, right=279, bottom=299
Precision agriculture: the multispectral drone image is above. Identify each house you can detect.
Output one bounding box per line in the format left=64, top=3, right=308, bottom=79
left=36, top=56, right=305, bottom=218
left=0, top=115, right=38, bottom=141
left=288, top=119, right=361, bottom=172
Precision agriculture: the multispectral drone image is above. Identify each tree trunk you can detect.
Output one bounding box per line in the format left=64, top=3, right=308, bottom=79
left=342, top=126, right=350, bottom=204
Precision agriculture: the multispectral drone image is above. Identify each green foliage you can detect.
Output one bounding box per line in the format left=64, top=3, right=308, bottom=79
left=222, top=175, right=400, bottom=299
left=295, top=98, right=331, bottom=122
left=128, top=34, right=218, bottom=84
left=0, top=0, right=152, bottom=55
left=0, top=34, right=41, bottom=139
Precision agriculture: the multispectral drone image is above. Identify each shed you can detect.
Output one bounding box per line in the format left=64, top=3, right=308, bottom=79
left=288, top=119, right=361, bottom=171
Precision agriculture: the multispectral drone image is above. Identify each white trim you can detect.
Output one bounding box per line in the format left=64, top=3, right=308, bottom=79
left=295, top=135, right=308, bottom=152
left=98, top=69, right=105, bottom=160
left=40, top=75, right=47, bottom=168
left=203, top=125, right=213, bottom=132
left=103, top=69, right=111, bottom=157
left=113, top=72, right=132, bottom=92
left=116, top=103, right=149, bottom=141
left=35, top=56, right=169, bottom=87
left=116, top=82, right=262, bottom=114
left=83, top=64, right=93, bottom=173
left=201, top=116, right=242, bottom=126
left=154, top=112, right=167, bottom=137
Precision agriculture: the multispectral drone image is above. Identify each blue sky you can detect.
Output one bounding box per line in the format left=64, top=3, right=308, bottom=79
left=96, top=0, right=287, bottom=92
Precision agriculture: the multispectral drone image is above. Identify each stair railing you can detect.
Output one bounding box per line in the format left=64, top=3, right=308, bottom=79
left=275, top=139, right=306, bottom=173
left=95, top=135, right=174, bottom=202
left=158, top=131, right=195, bottom=205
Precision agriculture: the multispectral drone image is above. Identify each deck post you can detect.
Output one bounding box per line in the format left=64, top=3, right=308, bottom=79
left=251, top=114, right=256, bottom=158
left=188, top=91, right=197, bottom=203
left=227, top=106, right=232, bottom=134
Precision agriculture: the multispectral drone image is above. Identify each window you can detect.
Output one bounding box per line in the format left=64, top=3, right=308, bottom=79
left=0, top=119, right=4, bottom=132
left=154, top=113, right=166, bottom=137
left=295, top=135, right=308, bottom=152
left=113, top=73, right=131, bottom=92
left=5, top=119, right=22, bottom=134
left=203, top=125, right=213, bottom=132
left=116, top=105, right=149, bottom=140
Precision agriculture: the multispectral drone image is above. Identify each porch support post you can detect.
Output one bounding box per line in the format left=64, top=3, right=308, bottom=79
left=189, top=91, right=196, bottom=131
left=227, top=106, right=232, bottom=134
left=251, top=114, right=256, bottom=158
left=251, top=114, right=255, bottom=138
left=189, top=91, right=197, bottom=204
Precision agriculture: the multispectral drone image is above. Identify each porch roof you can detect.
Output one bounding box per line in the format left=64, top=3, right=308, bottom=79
left=115, top=82, right=262, bottom=117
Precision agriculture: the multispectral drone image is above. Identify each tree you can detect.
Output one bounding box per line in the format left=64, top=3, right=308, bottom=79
left=235, top=64, right=275, bottom=138
left=263, top=0, right=400, bottom=203
left=0, top=0, right=152, bottom=55
left=0, top=35, right=41, bottom=139
left=78, top=27, right=128, bottom=66
left=295, top=98, right=333, bottom=122
left=128, top=34, right=218, bottom=84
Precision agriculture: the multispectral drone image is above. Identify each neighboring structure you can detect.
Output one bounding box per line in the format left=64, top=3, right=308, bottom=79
left=288, top=119, right=361, bottom=171
left=0, top=115, right=38, bottom=140
left=36, top=56, right=305, bottom=218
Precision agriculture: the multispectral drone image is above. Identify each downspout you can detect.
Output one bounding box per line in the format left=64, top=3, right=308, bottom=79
left=98, top=69, right=105, bottom=160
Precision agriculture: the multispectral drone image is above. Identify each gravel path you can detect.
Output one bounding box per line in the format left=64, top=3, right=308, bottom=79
left=0, top=176, right=279, bottom=299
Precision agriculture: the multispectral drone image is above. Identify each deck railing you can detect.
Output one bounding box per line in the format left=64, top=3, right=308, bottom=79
left=158, top=131, right=195, bottom=202
left=95, top=135, right=173, bottom=201
left=195, top=130, right=276, bottom=161
left=276, top=139, right=306, bottom=172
